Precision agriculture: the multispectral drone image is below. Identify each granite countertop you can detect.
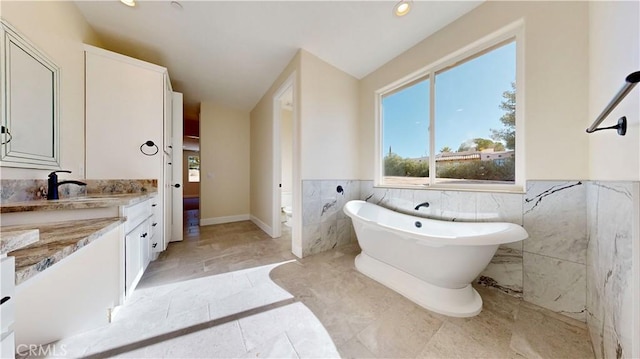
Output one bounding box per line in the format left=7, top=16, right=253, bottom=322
left=4, top=217, right=125, bottom=284
left=0, top=192, right=157, bottom=214
left=0, top=229, right=39, bottom=255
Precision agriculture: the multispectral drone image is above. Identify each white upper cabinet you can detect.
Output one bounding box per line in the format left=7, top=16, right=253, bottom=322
left=84, top=46, right=165, bottom=180
left=84, top=45, right=175, bottom=253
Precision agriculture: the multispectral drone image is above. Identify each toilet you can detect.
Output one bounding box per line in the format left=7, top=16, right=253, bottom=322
left=281, top=192, right=293, bottom=227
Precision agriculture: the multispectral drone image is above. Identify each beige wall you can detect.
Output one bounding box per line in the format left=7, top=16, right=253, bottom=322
left=281, top=109, right=293, bottom=193
left=182, top=150, right=200, bottom=198
left=299, top=51, right=360, bottom=180
left=588, top=1, right=640, bottom=181
left=200, top=102, right=250, bottom=223
left=250, top=51, right=301, bottom=233
left=0, top=1, right=101, bottom=180
left=359, top=1, right=590, bottom=182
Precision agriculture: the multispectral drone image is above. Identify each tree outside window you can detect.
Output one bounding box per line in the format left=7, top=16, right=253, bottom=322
left=188, top=155, right=200, bottom=182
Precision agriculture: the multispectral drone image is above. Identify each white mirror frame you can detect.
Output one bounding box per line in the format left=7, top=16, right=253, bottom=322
left=0, top=19, right=61, bottom=169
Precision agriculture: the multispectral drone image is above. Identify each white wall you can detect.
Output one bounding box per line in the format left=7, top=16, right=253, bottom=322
left=250, top=51, right=301, bottom=233
left=299, top=51, right=360, bottom=180
left=359, top=1, right=590, bottom=182
left=588, top=1, right=640, bottom=181
left=200, top=102, right=250, bottom=224
left=281, top=109, right=293, bottom=193
left=0, top=1, right=102, bottom=180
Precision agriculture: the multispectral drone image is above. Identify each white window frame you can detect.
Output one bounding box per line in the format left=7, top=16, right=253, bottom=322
left=374, top=20, right=525, bottom=193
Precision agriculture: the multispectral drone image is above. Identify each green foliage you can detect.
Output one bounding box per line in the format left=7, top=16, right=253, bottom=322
left=437, top=158, right=515, bottom=181
left=384, top=152, right=429, bottom=177
left=491, top=82, right=516, bottom=150
left=457, top=138, right=501, bottom=152
left=187, top=155, right=200, bottom=170
left=439, top=146, right=453, bottom=153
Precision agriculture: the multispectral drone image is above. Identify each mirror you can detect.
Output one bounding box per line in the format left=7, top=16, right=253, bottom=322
left=1, top=19, right=60, bottom=169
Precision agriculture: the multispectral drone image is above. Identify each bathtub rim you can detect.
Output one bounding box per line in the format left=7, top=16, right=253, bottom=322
left=343, top=200, right=528, bottom=246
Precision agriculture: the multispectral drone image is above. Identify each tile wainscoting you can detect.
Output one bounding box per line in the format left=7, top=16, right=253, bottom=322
left=301, top=180, right=360, bottom=256
left=300, top=179, right=637, bottom=357
left=586, top=181, right=637, bottom=359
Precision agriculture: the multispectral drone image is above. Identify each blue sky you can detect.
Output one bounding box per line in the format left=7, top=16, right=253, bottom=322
left=382, top=41, right=515, bottom=158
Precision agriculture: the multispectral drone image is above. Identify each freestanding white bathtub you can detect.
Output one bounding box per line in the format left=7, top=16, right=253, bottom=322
left=343, top=200, right=528, bottom=317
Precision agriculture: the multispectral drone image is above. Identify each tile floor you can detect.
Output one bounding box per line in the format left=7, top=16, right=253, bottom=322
left=46, top=220, right=594, bottom=358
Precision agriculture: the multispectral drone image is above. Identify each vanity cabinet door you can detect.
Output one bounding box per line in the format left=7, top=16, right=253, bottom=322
left=0, top=256, right=15, bottom=334
left=125, top=221, right=147, bottom=298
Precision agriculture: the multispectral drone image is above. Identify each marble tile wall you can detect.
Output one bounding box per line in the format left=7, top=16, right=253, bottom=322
left=586, top=182, right=636, bottom=359
left=522, top=181, right=588, bottom=321
left=0, top=179, right=157, bottom=204
left=301, top=180, right=360, bottom=256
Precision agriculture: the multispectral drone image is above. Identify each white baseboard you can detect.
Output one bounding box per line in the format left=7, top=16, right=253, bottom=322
left=250, top=215, right=273, bottom=237
left=200, top=214, right=250, bottom=226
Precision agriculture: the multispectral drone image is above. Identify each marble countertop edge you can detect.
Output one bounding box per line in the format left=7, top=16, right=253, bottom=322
left=0, top=192, right=158, bottom=213
left=6, top=217, right=125, bottom=285
left=0, top=229, right=39, bottom=255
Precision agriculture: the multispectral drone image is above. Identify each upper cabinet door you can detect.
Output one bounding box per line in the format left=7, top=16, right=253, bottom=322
left=164, top=75, right=173, bottom=154
left=85, top=48, right=164, bottom=179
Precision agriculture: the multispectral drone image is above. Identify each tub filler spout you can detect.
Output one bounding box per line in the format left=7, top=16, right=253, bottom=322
left=343, top=200, right=528, bottom=317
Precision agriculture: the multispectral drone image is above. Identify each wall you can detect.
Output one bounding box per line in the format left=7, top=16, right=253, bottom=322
left=586, top=2, right=640, bottom=358
left=299, top=51, right=360, bottom=180
left=586, top=182, right=637, bottom=359
left=588, top=1, right=640, bottom=181
left=0, top=1, right=102, bottom=180
left=182, top=150, right=200, bottom=198
left=200, top=102, right=250, bottom=225
left=358, top=1, right=589, bottom=182
left=280, top=109, right=293, bottom=193
left=249, top=51, right=301, bottom=240
left=302, top=180, right=359, bottom=256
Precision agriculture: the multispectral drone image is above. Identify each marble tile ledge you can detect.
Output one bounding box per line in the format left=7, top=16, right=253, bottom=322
left=0, top=192, right=157, bottom=214
left=4, top=217, right=125, bottom=284
left=0, top=228, right=39, bottom=255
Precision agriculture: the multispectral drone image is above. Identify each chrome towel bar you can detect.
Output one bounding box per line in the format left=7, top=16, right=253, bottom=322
left=586, top=71, right=639, bottom=136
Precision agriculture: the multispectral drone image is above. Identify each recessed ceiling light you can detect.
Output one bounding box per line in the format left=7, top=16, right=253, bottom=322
left=120, top=0, right=135, bottom=7
left=394, top=0, right=411, bottom=17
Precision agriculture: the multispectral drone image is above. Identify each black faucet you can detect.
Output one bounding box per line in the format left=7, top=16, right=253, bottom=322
left=47, top=170, right=87, bottom=200
left=414, top=202, right=430, bottom=210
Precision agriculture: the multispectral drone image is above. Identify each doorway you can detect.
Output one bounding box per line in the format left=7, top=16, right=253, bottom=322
left=183, top=115, right=200, bottom=236
left=272, top=73, right=301, bottom=257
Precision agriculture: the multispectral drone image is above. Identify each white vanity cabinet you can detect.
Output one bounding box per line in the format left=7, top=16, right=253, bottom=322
left=84, top=45, right=177, bottom=254
left=122, top=197, right=155, bottom=298
left=0, top=256, right=15, bottom=359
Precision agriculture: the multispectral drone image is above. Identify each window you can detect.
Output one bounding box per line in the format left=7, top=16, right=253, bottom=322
left=187, top=155, right=200, bottom=182
left=377, top=26, right=521, bottom=191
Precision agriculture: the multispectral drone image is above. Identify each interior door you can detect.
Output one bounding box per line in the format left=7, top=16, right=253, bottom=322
left=171, top=92, right=184, bottom=242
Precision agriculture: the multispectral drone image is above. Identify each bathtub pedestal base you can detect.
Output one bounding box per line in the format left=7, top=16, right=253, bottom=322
left=355, top=253, right=482, bottom=317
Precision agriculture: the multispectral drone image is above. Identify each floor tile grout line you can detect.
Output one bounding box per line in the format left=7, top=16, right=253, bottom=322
left=284, top=331, right=302, bottom=359
left=236, top=320, right=250, bottom=354
left=80, top=297, right=298, bottom=359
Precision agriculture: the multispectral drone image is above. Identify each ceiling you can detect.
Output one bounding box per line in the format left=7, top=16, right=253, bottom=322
left=74, top=1, right=483, bottom=115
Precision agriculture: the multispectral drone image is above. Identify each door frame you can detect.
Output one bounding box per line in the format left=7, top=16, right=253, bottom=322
left=272, top=72, right=301, bottom=257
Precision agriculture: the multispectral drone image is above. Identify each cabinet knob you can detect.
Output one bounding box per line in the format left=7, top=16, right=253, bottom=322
left=152, top=243, right=157, bottom=248
left=0, top=296, right=10, bottom=305
left=152, top=204, right=158, bottom=207
left=141, top=232, right=148, bottom=238
left=174, top=184, right=181, bottom=188
left=152, top=222, right=158, bottom=227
